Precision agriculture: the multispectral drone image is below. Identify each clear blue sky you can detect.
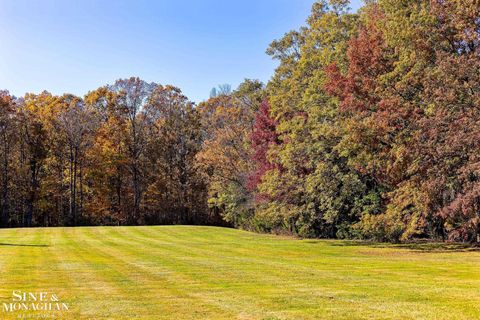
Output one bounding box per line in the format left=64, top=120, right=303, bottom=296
left=0, top=0, right=362, bottom=103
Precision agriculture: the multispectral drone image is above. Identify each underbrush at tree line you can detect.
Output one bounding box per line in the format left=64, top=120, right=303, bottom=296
left=0, top=0, right=479, bottom=242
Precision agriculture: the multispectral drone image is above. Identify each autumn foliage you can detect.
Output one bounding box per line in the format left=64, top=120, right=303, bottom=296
left=247, top=99, right=278, bottom=194
left=1, top=0, right=480, bottom=242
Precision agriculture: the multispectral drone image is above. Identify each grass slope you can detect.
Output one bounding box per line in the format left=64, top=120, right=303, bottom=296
left=0, top=226, right=479, bottom=319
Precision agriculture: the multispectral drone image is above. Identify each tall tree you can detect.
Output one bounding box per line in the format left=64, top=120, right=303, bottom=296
left=109, top=78, right=155, bottom=224
left=18, top=92, right=51, bottom=226
left=197, top=80, right=265, bottom=227
left=52, top=94, right=96, bottom=225
left=0, top=91, right=16, bottom=227
left=144, top=85, right=207, bottom=224
left=258, top=0, right=377, bottom=237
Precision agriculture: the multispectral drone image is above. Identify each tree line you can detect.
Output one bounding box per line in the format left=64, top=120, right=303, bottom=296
left=1, top=0, right=479, bottom=242
left=0, top=80, right=226, bottom=228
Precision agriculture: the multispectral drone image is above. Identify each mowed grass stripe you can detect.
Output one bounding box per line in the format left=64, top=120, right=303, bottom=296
left=77, top=226, right=346, bottom=319
left=1, top=228, right=46, bottom=288
left=61, top=227, right=222, bottom=319
left=0, top=228, right=41, bottom=300
left=77, top=227, right=480, bottom=319
left=66, top=227, right=480, bottom=319
left=123, top=227, right=480, bottom=311
left=92, top=228, right=480, bottom=320
left=0, top=228, right=22, bottom=276
left=57, top=228, right=141, bottom=319
left=87, top=229, right=290, bottom=317
left=0, top=226, right=480, bottom=319
left=119, top=227, right=388, bottom=318
left=82, top=226, right=264, bottom=319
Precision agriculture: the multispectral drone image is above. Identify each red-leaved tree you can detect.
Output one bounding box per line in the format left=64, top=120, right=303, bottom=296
left=248, top=99, right=279, bottom=199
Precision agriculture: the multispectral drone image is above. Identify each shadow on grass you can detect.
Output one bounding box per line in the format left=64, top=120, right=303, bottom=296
left=0, top=243, right=49, bottom=247
left=304, top=240, right=480, bottom=253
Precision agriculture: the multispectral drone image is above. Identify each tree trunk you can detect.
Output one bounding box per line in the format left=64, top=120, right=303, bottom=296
left=72, top=147, right=78, bottom=226
left=79, top=160, right=83, bottom=224
left=1, top=132, right=9, bottom=227
left=25, top=160, right=37, bottom=227
left=69, top=147, right=73, bottom=225
left=132, top=164, right=141, bottom=225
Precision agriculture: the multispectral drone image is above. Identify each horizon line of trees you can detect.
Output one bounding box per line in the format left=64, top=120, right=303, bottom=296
left=1, top=0, right=479, bottom=243
left=0, top=80, right=231, bottom=228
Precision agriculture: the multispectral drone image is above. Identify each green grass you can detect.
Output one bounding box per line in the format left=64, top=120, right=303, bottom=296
left=0, top=226, right=479, bottom=319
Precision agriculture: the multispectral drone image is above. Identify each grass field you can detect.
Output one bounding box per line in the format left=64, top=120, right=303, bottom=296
left=0, top=226, right=479, bottom=319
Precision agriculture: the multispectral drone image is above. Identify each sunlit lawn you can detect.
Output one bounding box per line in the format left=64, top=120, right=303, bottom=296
left=0, top=226, right=479, bottom=319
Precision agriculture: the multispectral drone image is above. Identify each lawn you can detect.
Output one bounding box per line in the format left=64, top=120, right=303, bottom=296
left=0, top=226, right=479, bottom=319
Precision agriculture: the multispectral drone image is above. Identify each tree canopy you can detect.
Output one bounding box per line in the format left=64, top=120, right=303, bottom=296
left=1, top=0, right=479, bottom=242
